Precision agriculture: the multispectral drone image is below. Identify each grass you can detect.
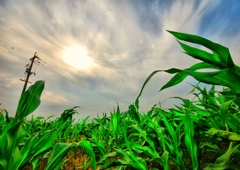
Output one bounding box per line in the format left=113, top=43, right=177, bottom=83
left=0, top=30, right=240, bottom=170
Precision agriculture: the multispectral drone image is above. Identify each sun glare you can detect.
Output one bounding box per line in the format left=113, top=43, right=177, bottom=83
left=62, top=45, right=94, bottom=70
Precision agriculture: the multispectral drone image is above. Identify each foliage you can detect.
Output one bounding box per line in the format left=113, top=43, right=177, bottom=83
left=0, top=30, right=240, bottom=169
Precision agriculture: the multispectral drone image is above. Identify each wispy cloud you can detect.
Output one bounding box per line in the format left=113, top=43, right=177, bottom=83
left=0, top=0, right=239, bottom=119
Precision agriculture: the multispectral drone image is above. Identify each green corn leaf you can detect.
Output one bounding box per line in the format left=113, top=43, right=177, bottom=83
left=199, top=142, right=222, bottom=152
left=0, top=133, right=7, bottom=160
left=98, top=151, right=118, bottom=163
left=131, top=142, right=154, bottom=156
left=129, top=160, right=148, bottom=170
left=0, top=121, right=26, bottom=170
left=160, top=71, right=187, bottom=92
left=167, top=30, right=235, bottom=70
left=19, top=121, right=68, bottom=168
left=214, top=69, right=240, bottom=95
left=4, top=81, right=45, bottom=133
left=91, top=132, right=105, bottom=155
left=79, top=140, right=97, bottom=170
left=18, top=133, right=38, bottom=166
left=215, top=142, right=240, bottom=164
left=227, top=113, right=240, bottom=133
left=177, top=40, right=223, bottom=69
left=78, top=116, right=90, bottom=133
left=44, top=143, right=71, bottom=170
left=3, top=109, right=11, bottom=123
left=135, top=62, right=218, bottom=110
left=132, top=124, right=155, bottom=148
left=134, top=66, right=191, bottom=109
left=204, top=162, right=240, bottom=170
left=128, top=105, right=141, bottom=124
left=135, top=30, right=239, bottom=112
left=220, top=101, right=233, bottom=125
left=193, top=105, right=209, bottom=117
left=83, top=158, right=87, bottom=170
left=122, top=123, right=148, bottom=170
left=99, top=118, right=105, bottom=137
left=101, top=160, right=123, bottom=169
left=146, top=119, right=166, bottom=151
left=183, top=69, right=222, bottom=85
left=172, top=97, right=192, bottom=107
left=206, top=128, right=240, bottom=141
left=30, top=156, right=40, bottom=170
left=161, top=113, right=186, bottom=170
left=114, top=148, right=131, bottom=161
left=184, top=110, right=198, bottom=170
left=161, top=113, right=177, bottom=146
left=162, top=151, right=170, bottom=170
left=111, top=105, right=120, bottom=143
left=160, top=62, right=218, bottom=92
left=182, top=69, right=240, bottom=95
left=131, top=142, right=169, bottom=169
left=16, top=80, right=45, bottom=120
left=0, top=81, right=45, bottom=170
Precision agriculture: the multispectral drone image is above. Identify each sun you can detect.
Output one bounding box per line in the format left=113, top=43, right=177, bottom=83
left=62, top=45, right=94, bottom=70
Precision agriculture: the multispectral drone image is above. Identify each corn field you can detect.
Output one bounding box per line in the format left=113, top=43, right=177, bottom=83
left=0, top=30, right=240, bottom=170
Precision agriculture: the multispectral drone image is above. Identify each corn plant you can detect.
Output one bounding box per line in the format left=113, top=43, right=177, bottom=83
left=1, top=30, right=240, bottom=169
left=135, top=30, right=240, bottom=169
left=0, top=81, right=72, bottom=169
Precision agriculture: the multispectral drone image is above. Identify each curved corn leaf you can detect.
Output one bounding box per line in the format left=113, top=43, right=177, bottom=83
left=167, top=30, right=235, bottom=70
left=220, top=101, right=233, bottom=125
left=135, top=62, right=218, bottom=110
left=128, top=104, right=141, bottom=123
left=176, top=40, right=224, bottom=69
left=0, top=121, right=26, bottom=169
left=182, top=69, right=240, bottom=95
left=98, top=151, right=118, bottom=164
left=215, top=142, right=240, bottom=164
left=19, top=121, right=68, bottom=168
left=0, top=81, right=44, bottom=170
left=184, top=111, right=198, bottom=170
left=206, top=128, right=240, bottom=141
left=30, top=156, right=40, bottom=170
left=79, top=140, right=97, bottom=170
left=16, top=81, right=45, bottom=120
left=111, top=105, right=120, bottom=144
left=44, top=143, right=72, bottom=170
left=134, top=68, right=179, bottom=110
left=204, top=162, right=240, bottom=170
left=161, top=113, right=186, bottom=170
left=199, top=142, right=222, bottom=153
left=227, top=113, right=240, bottom=133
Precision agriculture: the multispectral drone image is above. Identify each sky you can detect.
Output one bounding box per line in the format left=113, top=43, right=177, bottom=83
left=0, top=0, right=240, bottom=121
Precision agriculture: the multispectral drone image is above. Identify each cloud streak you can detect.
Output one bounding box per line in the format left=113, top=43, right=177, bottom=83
left=0, top=0, right=239, bottom=120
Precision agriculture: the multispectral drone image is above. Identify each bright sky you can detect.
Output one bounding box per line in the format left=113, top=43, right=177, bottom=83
left=0, top=0, right=240, bottom=120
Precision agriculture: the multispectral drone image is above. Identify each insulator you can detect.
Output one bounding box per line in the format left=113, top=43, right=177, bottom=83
left=25, top=68, right=30, bottom=73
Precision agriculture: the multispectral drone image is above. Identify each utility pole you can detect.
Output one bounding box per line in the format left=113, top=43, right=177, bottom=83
left=20, top=52, right=39, bottom=95
left=16, top=52, right=44, bottom=117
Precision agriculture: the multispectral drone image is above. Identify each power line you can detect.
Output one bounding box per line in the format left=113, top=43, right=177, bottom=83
left=40, top=63, right=91, bottom=89
left=1, top=55, right=146, bottom=116
left=0, top=58, right=99, bottom=113
left=38, top=59, right=132, bottom=104
left=43, top=93, right=99, bottom=113
left=0, top=67, right=25, bottom=91
left=0, top=56, right=145, bottom=111
left=0, top=58, right=26, bottom=66
left=0, top=55, right=131, bottom=104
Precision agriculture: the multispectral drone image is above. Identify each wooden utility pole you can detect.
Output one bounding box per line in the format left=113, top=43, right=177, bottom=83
left=16, top=52, right=41, bottom=117
left=20, top=52, right=39, bottom=95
